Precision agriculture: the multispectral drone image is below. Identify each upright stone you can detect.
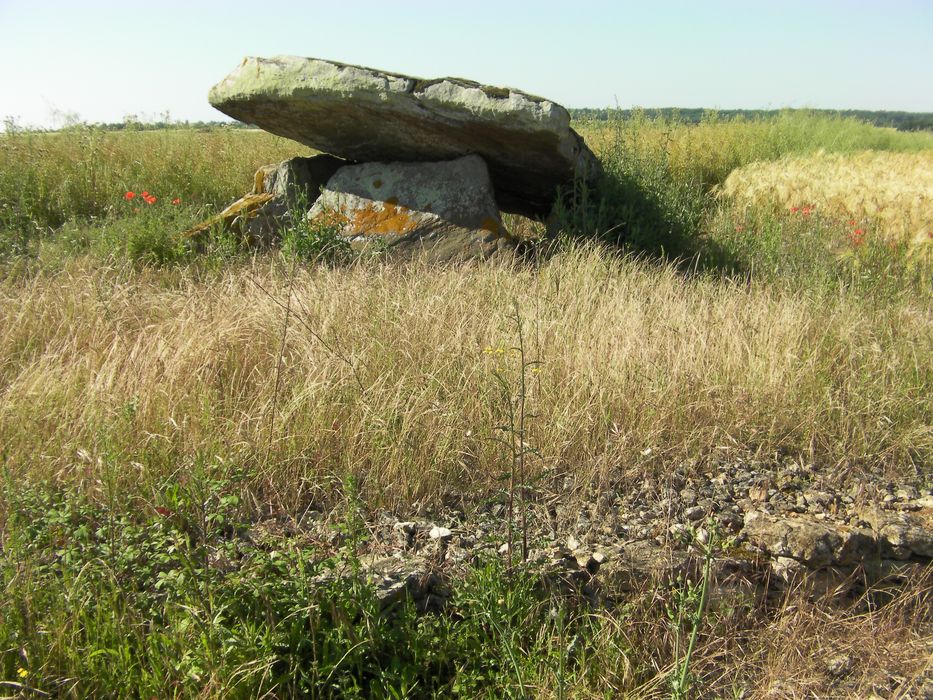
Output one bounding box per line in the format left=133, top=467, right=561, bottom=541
left=209, top=56, right=599, bottom=218
left=183, top=154, right=345, bottom=246
left=308, top=155, right=514, bottom=262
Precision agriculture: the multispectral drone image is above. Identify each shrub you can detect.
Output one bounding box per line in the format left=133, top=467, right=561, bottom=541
left=281, top=213, right=352, bottom=265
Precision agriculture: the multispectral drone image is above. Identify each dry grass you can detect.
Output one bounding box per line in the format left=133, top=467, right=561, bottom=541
left=521, top=567, right=933, bottom=698
left=1, top=248, right=929, bottom=511
left=2, top=117, right=932, bottom=698
left=719, top=150, right=933, bottom=252
left=738, top=573, right=933, bottom=699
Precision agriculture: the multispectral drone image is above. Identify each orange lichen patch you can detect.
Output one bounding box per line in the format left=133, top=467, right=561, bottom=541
left=309, top=208, right=350, bottom=229
left=183, top=193, right=275, bottom=239
left=345, top=200, right=421, bottom=237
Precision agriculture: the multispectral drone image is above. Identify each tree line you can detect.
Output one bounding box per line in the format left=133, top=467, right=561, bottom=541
left=567, top=107, right=933, bottom=132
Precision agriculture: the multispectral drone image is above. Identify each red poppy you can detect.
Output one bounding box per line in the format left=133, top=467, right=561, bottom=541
left=171, top=197, right=181, bottom=205
left=124, top=191, right=136, bottom=200
left=790, top=207, right=799, bottom=214
left=141, top=191, right=149, bottom=197
left=801, top=206, right=812, bottom=217
left=848, top=228, right=865, bottom=248
left=155, top=506, right=172, bottom=517
left=847, top=219, right=856, bottom=226
left=145, top=195, right=157, bottom=205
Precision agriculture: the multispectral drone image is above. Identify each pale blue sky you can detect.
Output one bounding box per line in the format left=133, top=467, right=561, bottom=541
left=1, top=0, right=931, bottom=128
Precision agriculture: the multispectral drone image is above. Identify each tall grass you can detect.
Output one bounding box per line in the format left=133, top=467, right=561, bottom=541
left=3, top=111, right=930, bottom=238
left=1, top=112, right=931, bottom=698
left=1, top=112, right=930, bottom=504
left=5, top=474, right=927, bottom=697
left=1, top=250, right=928, bottom=512
left=0, top=126, right=311, bottom=234
left=577, top=109, right=933, bottom=190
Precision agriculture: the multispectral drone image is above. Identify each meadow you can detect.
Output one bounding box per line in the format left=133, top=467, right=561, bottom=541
left=0, top=111, right=931, bottom=698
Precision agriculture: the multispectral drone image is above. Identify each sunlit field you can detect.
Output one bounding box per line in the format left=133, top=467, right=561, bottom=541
left=720, top=150, right=933, bottom=252
left=1, top=111, right=930, bottom=698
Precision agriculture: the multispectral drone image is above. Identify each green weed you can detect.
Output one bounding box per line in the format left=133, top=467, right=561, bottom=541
left=281, top=212, right=352, bottom=265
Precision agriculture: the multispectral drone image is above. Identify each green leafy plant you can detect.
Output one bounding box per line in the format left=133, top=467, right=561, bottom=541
left=281, top=211, right=351, bottom=265
left=667, top=522, right=719, bottom=699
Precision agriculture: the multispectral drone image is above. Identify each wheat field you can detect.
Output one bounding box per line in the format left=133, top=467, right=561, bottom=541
left=719, top=150, right=933, bottom=251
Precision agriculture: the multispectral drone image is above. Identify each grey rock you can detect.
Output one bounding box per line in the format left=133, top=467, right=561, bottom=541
left=366, top=556, right=447, bottom=611
left=393, top=521, right=419, bottom=550
left=209, top=55, right=599, bottom=218
left=770, top=555, right=805, bottom=580
left=861, top=507, right=933, bottom=559
left=375, top=578, right=410, bottom=609
left=254, top=154, right=346, bottom=206
left=684, top=505, right=705, bottom=521
left=717, top=510, right=745, bottom=533
left=803, top=490, right=835, bottom=508
left=825, top=653, right=854, bottom=678
left=599, top=541, right=693, bottom=592
left=743, top=511, right=880, bottom=568
left=186, top=155, right=346, bottom=247
left=572, top=550, right=606, bottom=575
left=183, top=192, right=276, bottom=244
left=309, top=155, right=515, bottom=262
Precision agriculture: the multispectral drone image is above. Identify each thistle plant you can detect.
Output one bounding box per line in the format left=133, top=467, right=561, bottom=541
left=487, top=302, right=541, bottom=571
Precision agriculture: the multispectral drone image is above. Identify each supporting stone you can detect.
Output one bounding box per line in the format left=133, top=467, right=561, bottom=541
left=184, top=154, right=346, bottom=246
left=308, top=155, right=516, bottom=262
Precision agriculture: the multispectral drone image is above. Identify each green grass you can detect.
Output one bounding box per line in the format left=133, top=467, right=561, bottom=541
left=0, top=126, right=311, bottom=240
left=0, top=472, right=655, bottom=698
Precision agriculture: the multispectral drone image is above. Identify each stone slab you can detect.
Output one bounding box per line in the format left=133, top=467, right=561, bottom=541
left=209, top=56, right=599, bottom=218
left=309, top=155, right=514, bottom=262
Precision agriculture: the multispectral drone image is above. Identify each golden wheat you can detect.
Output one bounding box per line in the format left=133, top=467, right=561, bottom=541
left=718, top=150, right=933, bottom=251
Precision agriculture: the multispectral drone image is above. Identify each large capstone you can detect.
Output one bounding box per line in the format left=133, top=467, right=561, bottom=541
left=309, top=155, right=514, bottom=262
left=209, top=56, right=599, bottom=218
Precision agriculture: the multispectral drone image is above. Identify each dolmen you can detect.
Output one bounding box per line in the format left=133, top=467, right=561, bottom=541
left=189, top=56, right=599, bottom=262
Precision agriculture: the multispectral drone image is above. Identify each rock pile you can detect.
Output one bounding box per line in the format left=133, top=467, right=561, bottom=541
left=240, top=454, right=931, bottom=619
left=190, top=56, right=599, bottom=261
